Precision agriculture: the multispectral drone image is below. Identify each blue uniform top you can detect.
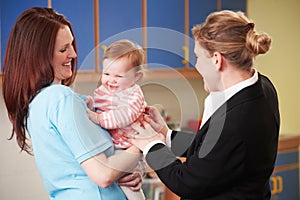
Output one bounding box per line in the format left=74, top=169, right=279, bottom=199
left=27, top=84, right=127, bottom=200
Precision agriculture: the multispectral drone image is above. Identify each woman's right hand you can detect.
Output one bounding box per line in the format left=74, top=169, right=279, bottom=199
left=143, top=106, right=169, bottom=136
left=130, top=122, right=166, bottom=152
left=117, top=172, right=143, bottom=191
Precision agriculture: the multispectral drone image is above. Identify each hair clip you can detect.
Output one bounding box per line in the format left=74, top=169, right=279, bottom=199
left=247, top=22, right=255, bottom=29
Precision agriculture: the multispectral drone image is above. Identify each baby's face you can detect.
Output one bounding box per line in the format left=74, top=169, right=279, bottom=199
left=101, top=57, right=137, bottom=92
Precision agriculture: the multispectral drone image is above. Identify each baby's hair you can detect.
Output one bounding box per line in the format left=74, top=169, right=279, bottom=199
left=103, top=39, right=145, bottom=72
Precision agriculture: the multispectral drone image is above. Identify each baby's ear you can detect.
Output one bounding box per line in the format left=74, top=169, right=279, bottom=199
left=135, top=71, right=144, bottom=82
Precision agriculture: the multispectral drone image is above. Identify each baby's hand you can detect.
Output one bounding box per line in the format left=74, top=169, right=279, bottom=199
left=78, top=94, right=94, bottom=109
left=85, top=95, right=94, bottom=110
left=87, top=109, right=99, bottom=124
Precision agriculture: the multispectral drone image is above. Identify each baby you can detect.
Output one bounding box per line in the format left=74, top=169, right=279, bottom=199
left=87, top=39, right=147, bottom=200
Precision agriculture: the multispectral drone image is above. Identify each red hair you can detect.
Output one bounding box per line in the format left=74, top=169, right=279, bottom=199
left=2, top=7, right=78, bottom=153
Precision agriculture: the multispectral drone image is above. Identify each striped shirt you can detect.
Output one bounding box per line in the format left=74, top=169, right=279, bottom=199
left=93, top=84, right=147, bottom=149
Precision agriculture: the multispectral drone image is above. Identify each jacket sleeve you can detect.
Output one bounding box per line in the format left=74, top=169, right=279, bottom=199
left=146, top=117, right=246, bottom=199
left=170, top=130, right=196, bottom=157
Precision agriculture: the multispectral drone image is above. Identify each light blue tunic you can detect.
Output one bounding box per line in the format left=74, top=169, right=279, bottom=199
left=27, top=84, right=127, bottom=200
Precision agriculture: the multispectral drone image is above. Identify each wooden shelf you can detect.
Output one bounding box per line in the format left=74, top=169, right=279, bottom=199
left=0, top=68, right=201, bottom=86
left=278, top=134, right=300, bottom=153
left=75, top=68, right=201, bottom=83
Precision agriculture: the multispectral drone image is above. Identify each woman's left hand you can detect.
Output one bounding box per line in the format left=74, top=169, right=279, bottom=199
left=129, top=122, right=166, bottom=151
left=117, top=172, right=143, bottom=191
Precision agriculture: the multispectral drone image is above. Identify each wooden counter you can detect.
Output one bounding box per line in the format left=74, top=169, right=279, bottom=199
left=163, top=135, right=300, bottom=200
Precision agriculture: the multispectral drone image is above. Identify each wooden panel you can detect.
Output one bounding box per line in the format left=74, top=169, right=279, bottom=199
left=278, top=135, right=300, bottom=153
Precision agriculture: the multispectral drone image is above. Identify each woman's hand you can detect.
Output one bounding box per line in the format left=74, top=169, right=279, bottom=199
left=117, top=172, right=143, bottom=191
left=143, top=106, right=169, bottom=136
left=129, top=122, right=166, bottom=151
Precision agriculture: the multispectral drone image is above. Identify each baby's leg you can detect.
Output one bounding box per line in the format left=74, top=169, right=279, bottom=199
left=120, top=186, right=146, bottom=200
left=115, top=149, right=146, bottom=200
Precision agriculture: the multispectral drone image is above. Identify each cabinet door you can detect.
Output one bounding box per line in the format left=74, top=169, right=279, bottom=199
left=271, top=149, right=299, bottom=200
left=271, top=169, right=299, bottom=200
left=0, top=0, right=48, bottom=71
left=188, top=0, right=246, bottom=68
left=0, top=0, right=247, bottom=73
left=147, top=0, right=185, bottom=69
left=221, top=0, right=247, bottom=12
left=52, top=0, right=94, bottom=71
left=98, top=0, right=143, bottom=70
left=189, top=0, right=218, bottom=33
left=188, top=0, right=218, bottom=67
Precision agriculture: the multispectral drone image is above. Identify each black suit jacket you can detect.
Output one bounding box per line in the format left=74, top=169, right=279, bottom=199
left=146, top=74, right=280, bottom=200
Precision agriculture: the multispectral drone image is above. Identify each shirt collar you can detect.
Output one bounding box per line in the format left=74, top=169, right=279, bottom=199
left=215, top=68, right=258, bottom=100
left=200, top=69, right=258, bottom=128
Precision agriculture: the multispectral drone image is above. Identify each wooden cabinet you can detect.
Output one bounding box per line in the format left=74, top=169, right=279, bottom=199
left=97, top=0, right=143, bottom=70
left=271, top=135, right=300, bottom=200
left=147, top=0, right=185, bottom=69
left=221, top=0, right=247, bottom=12
left=0, top=0, right=47, bottom=73
left=52, top=0, right=95, bottom=71
left=0, top=0, right=95, bottom=71
left=0, top=0, right=246, bottom=81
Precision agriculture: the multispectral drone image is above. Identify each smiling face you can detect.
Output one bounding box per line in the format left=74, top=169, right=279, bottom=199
left=101, top=57, right=138, bottom=93
left=51, top=26, right=77, bottom=84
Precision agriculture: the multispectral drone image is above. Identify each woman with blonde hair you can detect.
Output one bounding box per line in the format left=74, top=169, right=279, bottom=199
left=130, top=10, right=280, bottom=199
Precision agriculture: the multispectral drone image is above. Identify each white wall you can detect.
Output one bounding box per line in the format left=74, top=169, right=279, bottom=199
left=248, top=0, right=300, bottom=134
left=0, top=87, right=48, bottom=200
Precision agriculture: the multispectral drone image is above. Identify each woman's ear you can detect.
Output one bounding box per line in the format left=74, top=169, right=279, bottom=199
left=213, top=52, right=223, bottom=71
